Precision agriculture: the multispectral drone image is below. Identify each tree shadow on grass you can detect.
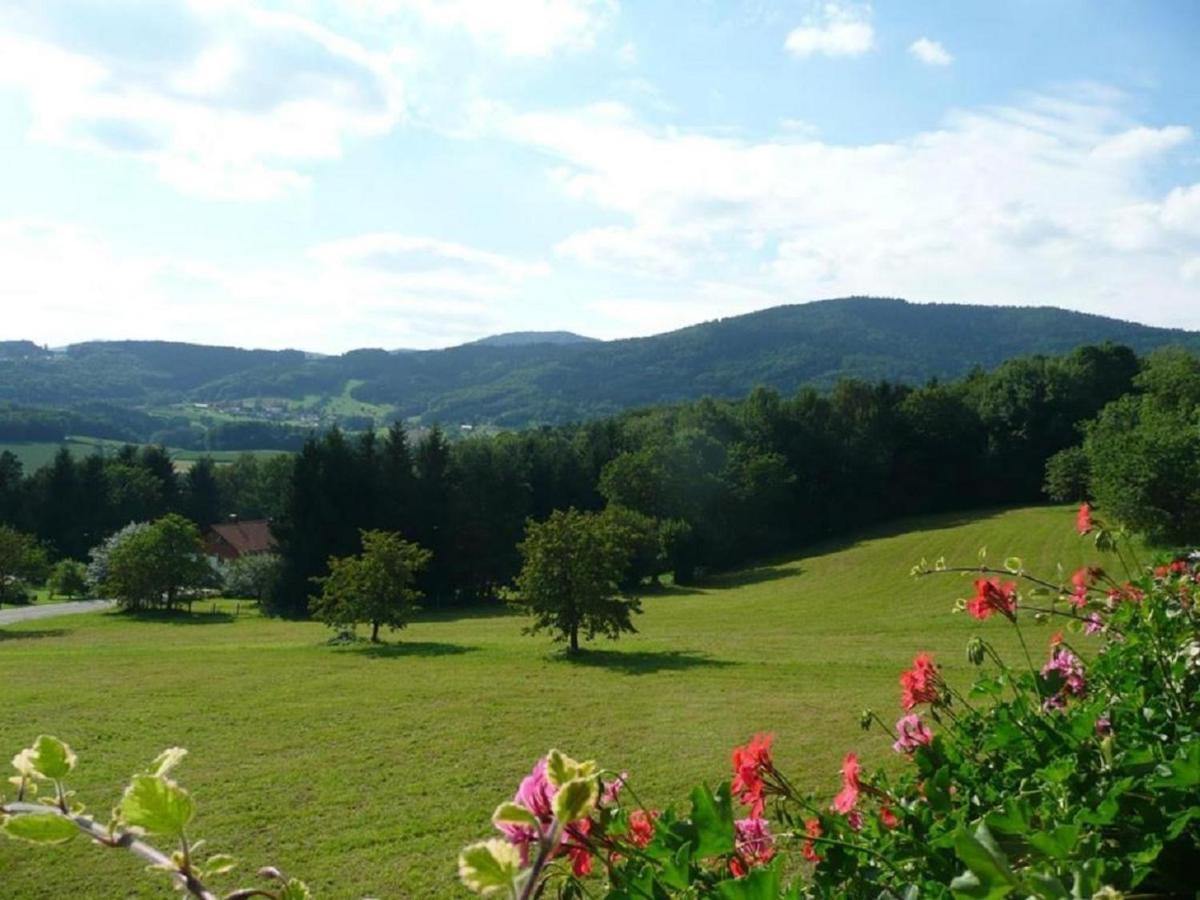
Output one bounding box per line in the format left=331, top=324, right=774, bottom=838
left=640, top=582, right=706, bottom=598
left=560, top=648, right=737, bottom=676
left=0, top=628, right=68, bottom=642
left=337, top=641, right=480, bottom=659
left=699, top=563, right=803, bottom=589
left=118, top=609, right=235, bottom=626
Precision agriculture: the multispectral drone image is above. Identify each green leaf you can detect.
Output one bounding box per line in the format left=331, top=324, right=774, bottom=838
left=1, top=812, right=78, bottom=844
left=553, top=777, right=598, bottom=823
left=688, top=782, right=735, bottom=857
left=952, top=823, right=1018, bottom=899
left=492, top=802, right=538, bottom=829
left=716, top=859, right=781, bottom=899
left=1150, top=740, right=1200, bottom=789
left=659, top=842, right=692, bottom=890
left=985, top=798, right=1032, bottom=835
left=1028, top=824, right=1080, bottom=861
left=13, top=736, right=77, bottom=780
left=458, top=839, right=522, bottom=896
left=204, top=853, right=237, bottom=876
left=119, top=774, right=195, bottom=836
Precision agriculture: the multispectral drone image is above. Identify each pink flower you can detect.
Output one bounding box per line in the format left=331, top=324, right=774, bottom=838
left=1084, top=613, right=1104, bottom=635
left=831, top=752, right=860, bottom=814
left=1095, top=716, right=1112, bottom=737
left=730, top=817, right=775, bottom=876
left=899, top=653, right=940, bottom=710
left=1041, top=647, right=1087, bottom=711
left=967, top=578, right=1017, bottom=621
left=892, top=714, right=933, bottom=754
left=601, top=772, right=627, bottom=806
left=1077, top=503, right=1092, bottom=535
left=846, top=810, right=864, bottom=831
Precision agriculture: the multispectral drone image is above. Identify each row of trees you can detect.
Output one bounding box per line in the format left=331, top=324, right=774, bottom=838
left=271, top=342, right=1146, bottom=616
left=0, top=447, right=292, bottom=559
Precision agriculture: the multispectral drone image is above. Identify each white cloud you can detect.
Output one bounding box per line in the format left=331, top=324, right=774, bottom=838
left=784, top=2, right=874, bottom=59
left=0, top=221, right=549, bottom=350
left=908, top=37, right=952, bottom=66
left=0, top=4, right=408, bottom=200
left=496, top=88, right=1200, bottom=329
left=362, top=0, right=616, bottom=58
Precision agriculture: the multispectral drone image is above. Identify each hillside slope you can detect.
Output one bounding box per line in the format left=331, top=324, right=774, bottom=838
left=4, top=298, right=1198, bottom=427
left=0, top=505, right=1117, bottom=897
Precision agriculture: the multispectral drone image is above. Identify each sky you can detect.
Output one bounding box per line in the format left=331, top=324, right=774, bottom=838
left=0, top=0, right=1198, bottom=352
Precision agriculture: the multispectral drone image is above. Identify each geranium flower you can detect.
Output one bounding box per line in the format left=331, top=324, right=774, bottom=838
left=899, top=652, right=940, bottom=709
left=831, top=752, right=860, bottom=814
left=729, top=817, right=775, bottom=876
left=731, top=733, right=774, bottom=816
left=567, top=819, right=592, bottom=877
left=967, top=577, right=1017, bottom=621
left=1084, top=613, right=1104, bottom=635
left=802, top=817, right=823, bottom=863
left=1070, top=567, right=1102, bottom=608
left=1041, top=646, right=1087, bottom=711
left=1077, top=503, right=1092, bottom=535
left=627, top=809, right=656, bottom=848
left=892, top=713, right=933, bottom=754
left=879, top=806, right=900, bottom=829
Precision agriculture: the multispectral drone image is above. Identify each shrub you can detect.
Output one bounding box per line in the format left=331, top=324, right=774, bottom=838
left=85, top=521, right=149, bottom=594
left=1042, top=445, right=1090, bottom=502
left=222, top=552, right=282, bottom=604
left=0, top=525, right=48, bottom=606
left=47, top=559, right=88, bottom=600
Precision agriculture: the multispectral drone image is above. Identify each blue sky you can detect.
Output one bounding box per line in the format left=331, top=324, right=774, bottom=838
left=1, top=0, right=1197, bottom=351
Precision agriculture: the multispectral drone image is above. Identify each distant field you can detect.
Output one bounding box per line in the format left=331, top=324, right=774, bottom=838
left=0, top=439, right=287, bottom=472
left=0, top=505, right=1123, bottom=898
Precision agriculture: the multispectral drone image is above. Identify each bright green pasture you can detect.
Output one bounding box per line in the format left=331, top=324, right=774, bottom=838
left=0, top=505, right=1122, bottom=898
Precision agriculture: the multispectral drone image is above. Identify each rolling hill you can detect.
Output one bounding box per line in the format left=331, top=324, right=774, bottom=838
left=3, top=297, right=1198, bottom=431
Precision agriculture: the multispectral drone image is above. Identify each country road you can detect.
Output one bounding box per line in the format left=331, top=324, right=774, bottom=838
left=0, top=599, right=113, bottom=626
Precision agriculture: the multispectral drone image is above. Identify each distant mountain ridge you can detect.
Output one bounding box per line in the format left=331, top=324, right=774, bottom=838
left=3, top=298, right=1198, bottom=431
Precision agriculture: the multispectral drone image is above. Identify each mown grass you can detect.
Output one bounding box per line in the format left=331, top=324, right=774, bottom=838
left=0, top=505, right=1125, bottom=898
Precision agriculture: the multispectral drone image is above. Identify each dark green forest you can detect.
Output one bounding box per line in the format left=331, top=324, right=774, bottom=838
left=8, top=339, right=1197, bottom=620
left=4, top=299, right=1199, bottom=439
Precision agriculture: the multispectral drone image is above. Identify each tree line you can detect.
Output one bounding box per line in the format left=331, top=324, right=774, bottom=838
left=1, top=341, right=1194, bottom=621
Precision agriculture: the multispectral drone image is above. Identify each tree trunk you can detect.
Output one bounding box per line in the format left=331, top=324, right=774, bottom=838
left=371, top=620, right=381, bottom=643
left=569, top=624, right=579, bottom=655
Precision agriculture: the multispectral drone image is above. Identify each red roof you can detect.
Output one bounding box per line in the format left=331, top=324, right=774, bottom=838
left=206, top=519, right=276, bottom=560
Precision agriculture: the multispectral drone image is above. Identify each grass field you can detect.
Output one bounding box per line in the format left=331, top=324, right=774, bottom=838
left=0, top=505, right=1122, bottom=898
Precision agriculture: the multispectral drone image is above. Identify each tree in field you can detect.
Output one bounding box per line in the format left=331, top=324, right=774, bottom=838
left=1043, top=445, right=1090, bottom=502
left=0, top=526, right=48, bottom=607
left=311, top=530, right=431, bottom=642
left=1083, top=348, right=1200, bottom=545
left=85, top=521, right=150, bottom=595
left=47, top=559, right=89, bottom=600
left=512, top=508, right=642, bottom=655
left=181, top=457, right=221, bottom=527
left=104, top=514, right=213, bottom=612
left=222, top=552, right=282, bottom=604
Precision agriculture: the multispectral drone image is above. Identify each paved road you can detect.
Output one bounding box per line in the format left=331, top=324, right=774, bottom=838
left=0, top=599, right=113, bottom=626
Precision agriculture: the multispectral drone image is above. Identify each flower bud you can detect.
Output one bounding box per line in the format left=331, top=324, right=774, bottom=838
left=966, top=637, right=986, bottom=666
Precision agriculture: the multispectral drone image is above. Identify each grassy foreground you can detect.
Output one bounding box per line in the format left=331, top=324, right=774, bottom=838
left=0, top=505, right=1121, bottom=897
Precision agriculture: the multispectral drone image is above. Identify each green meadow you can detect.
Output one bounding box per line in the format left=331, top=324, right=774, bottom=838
left=0, top=505, right=1121, bottom=898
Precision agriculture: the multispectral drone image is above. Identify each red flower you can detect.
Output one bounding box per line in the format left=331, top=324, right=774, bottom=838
left=731, top=733, right=774, bottom=816
left=1077, top=503, right=1092, bottom=535
left=879, top=806, right=900, bottom=829
left=899, top=652, right=940, bottom=710
left=567, top=819, right=592, bottom=877
left=831, top=752, right=860, bottom=814
left=967, top=578, right=1017, bottom=621
left=627, top=809, right=656, bottom=848
left=802, top=817, right=823, bottom=863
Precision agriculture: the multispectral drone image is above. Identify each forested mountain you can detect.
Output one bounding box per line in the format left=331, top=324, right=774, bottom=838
left=4, top=298, right=1199, bottom=432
